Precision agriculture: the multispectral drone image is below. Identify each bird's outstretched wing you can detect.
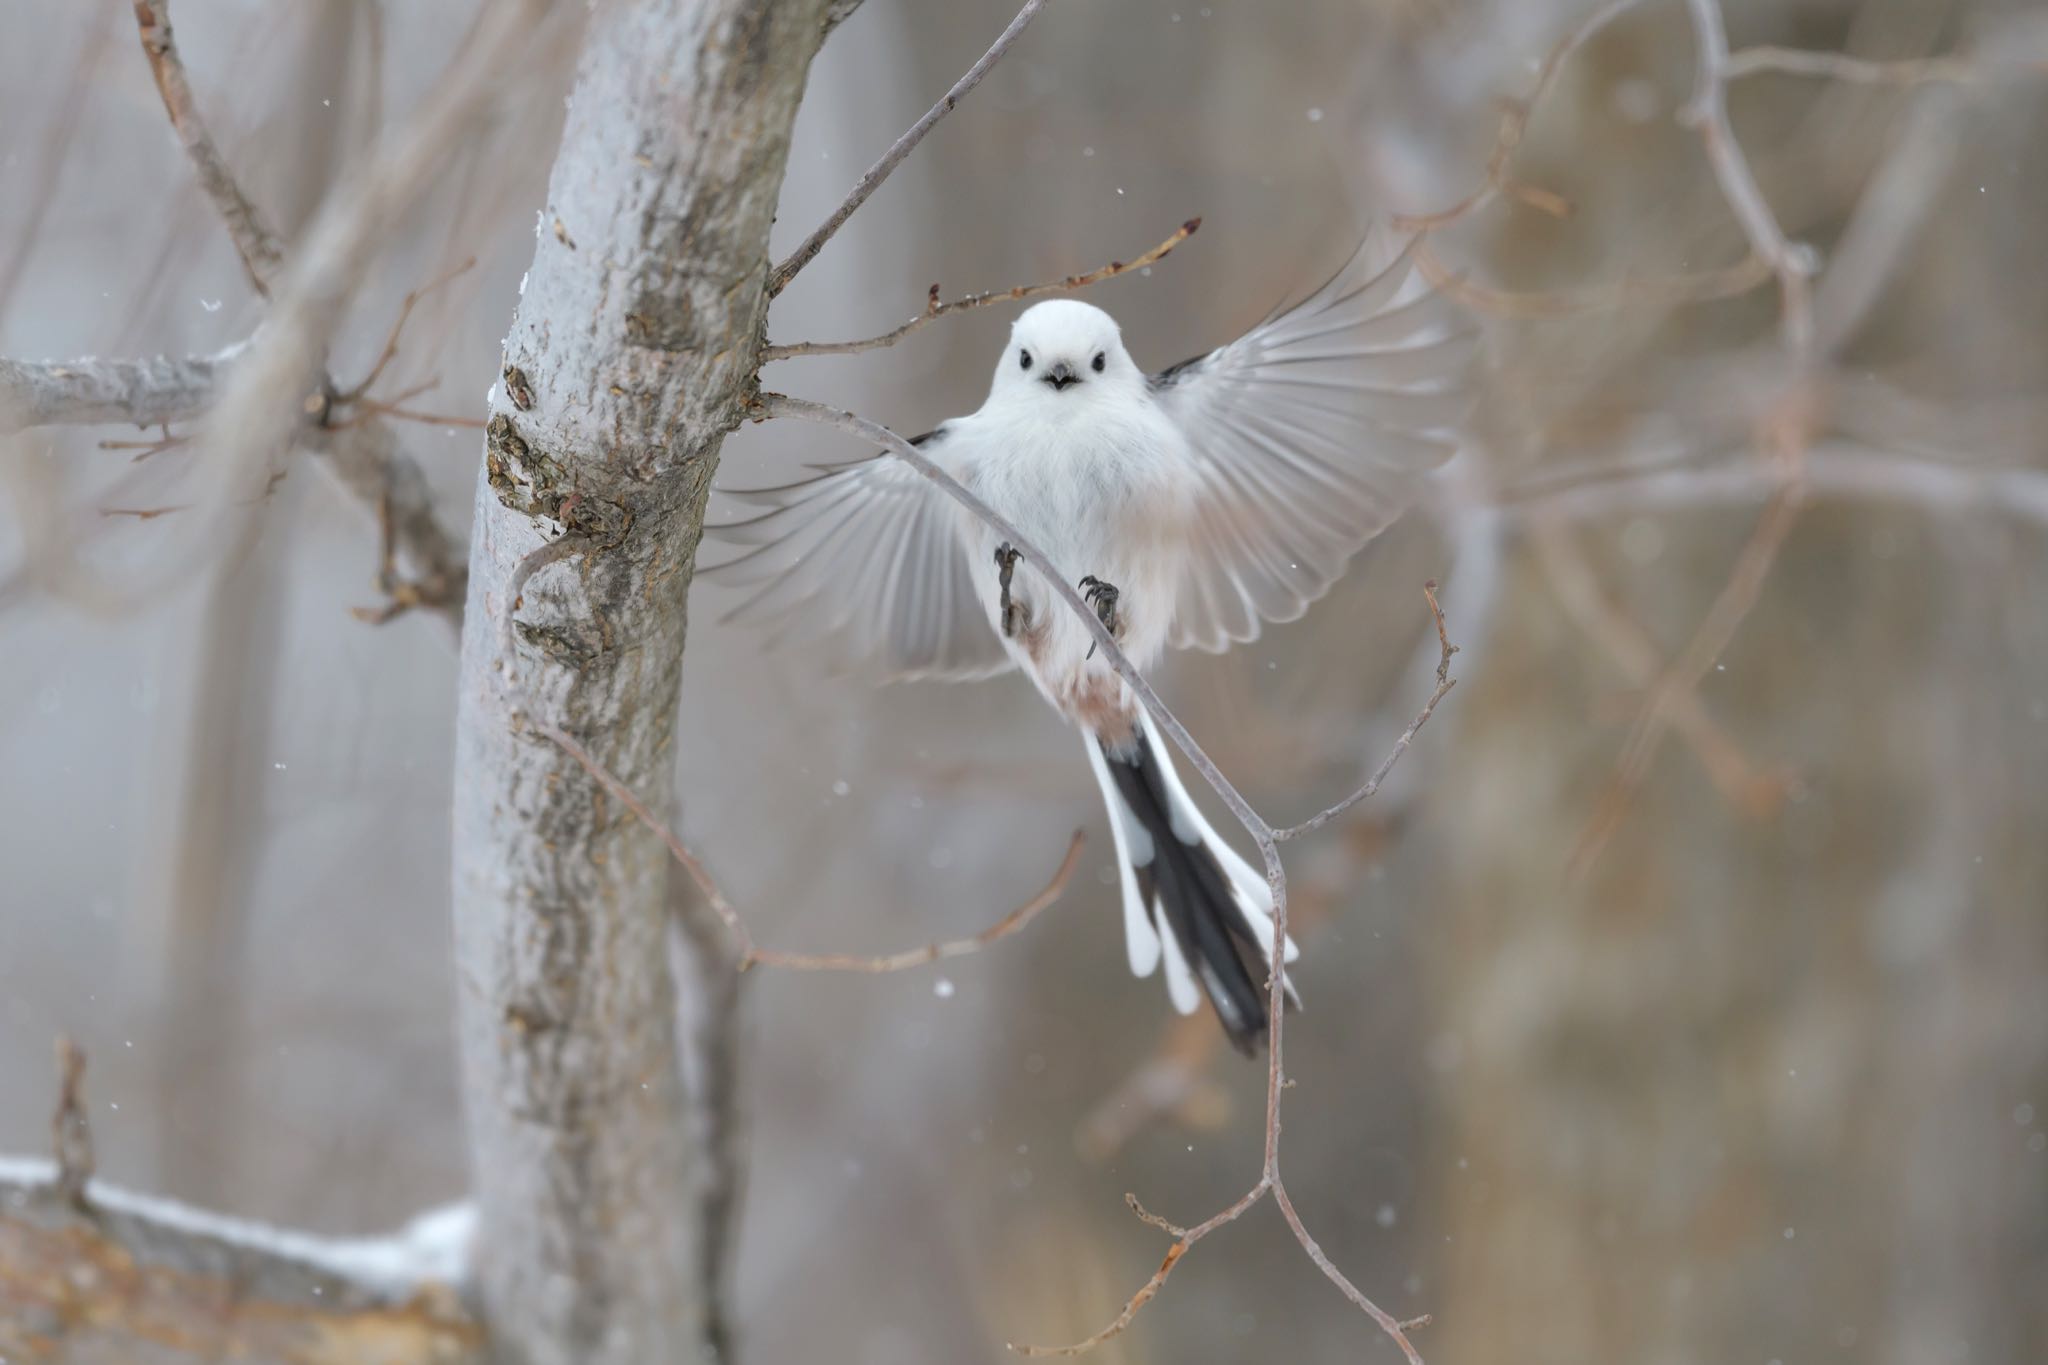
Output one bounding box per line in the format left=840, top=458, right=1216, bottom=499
left=1149, top=229, right=1472, bottom=653
left=699, top=426, right=1014, bottom=682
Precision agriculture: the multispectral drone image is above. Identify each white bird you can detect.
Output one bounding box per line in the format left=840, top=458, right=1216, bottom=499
left=706, top=230, right=1469, bottom=1050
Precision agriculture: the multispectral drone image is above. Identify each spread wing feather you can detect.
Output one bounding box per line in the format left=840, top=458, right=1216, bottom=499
left=1150, top=230, right=1473, bottom=653
left=699, top=428, right=1013, bottom=682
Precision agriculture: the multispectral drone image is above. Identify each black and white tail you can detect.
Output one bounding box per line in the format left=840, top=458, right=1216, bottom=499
left=1084, top=710, right=1298, bottom=1052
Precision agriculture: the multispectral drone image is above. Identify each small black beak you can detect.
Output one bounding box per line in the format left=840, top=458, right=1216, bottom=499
left=1041, top=362, right=1080, bottom=392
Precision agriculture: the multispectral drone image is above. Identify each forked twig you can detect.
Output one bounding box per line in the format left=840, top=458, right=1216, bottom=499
left=1392, top=0, right=1648, bottom=235
left=1271, top=582, right=1456, bottom=841
left=1679, top=0, right=1816, bottom=362
left=337, top=255, right=477, bottom=402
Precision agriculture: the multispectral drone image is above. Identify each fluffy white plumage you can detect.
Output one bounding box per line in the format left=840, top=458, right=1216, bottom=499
left=705, top=229, right=1468, bottom=1046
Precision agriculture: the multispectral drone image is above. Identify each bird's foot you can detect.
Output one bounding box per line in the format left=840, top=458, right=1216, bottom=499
left=1080, top=575, right=1121, bottom=658
left=995, top=542, right=1025, bottom=638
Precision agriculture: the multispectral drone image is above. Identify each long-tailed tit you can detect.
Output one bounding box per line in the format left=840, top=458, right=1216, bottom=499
left=707, top=231, right=1469, bottom=1050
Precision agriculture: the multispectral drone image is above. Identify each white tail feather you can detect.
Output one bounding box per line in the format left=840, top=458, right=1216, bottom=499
left=1085, top=711, right=1302, bottom=1030
left=1082, top=734, right=1162, bottom=978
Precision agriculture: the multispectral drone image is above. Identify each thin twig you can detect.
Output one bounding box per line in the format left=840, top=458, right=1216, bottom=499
left=337, top=255, right=477, bottom=401
left=1010, top=1182, right=1270, bottom=1356
left=99, top=426, right=190, bottom=461
left=1392, top=0, right=1647, bottom=235
left=132, top=0, right=284, bottom=294
left=1565, top=0, right=1823, bottom=874
left=1526, top=514, right=1791, bottom=816
left=124, top=0, right=545, bottom=627
left=51, top=1037, right=93, bottom=1211
left=1271, top=582, right=1457, bottom=841
left=1570, top=478, right=1805, bottom=876
left=768, top=0, right=1051, bottom=295
left=1680, top=0, right=1816, bottom=362
left=763, top=219, right=1200, bottom=360
left=740, top=832, right=1084, bottom=973
left=1272, top=1180, right=1426, bottom=1365
left=365, top=405, right=486, bottom=429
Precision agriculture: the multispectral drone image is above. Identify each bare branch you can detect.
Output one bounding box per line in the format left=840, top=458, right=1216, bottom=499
left=768, top=0, right=1050, bottom=295
left=1009, top=1182, right=1269, bottom=1357
left=764, top=218, right=1201, bottom=359
left=1393, top=0, right=1648, bottom=234
left=741, top=831, right=1083, bottom=972
left=1571, top=478, right=1805, bottom=875
left=1271, top=1181, right=1427, bottom=1365
left=1722, top=45, right=1981, bottom=86
left=1502, top=440, right=2048, bottom=531
left=307, top=420, right=466, bottom=631
left=0, top=342, right=247, bottom=435
left=171, top=0, right=551, bottom=596
left=1679, top=0, right=1816, bottom=361
left=1271, top=582, right=1458, bottom=842
left=1526, top=515, right=1791, bottom=815
left=132, top=0, right=285, bottom=294
left=336, top=255, right=478, bottom=402
left=122, top=2, right=550, bottom=626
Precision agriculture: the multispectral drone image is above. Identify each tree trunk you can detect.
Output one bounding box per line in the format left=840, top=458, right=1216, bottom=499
left=448, top=3, right=829, bottom=1363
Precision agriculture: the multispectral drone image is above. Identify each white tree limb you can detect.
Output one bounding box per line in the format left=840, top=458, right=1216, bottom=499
left=0, top=342, right=246, bottom=435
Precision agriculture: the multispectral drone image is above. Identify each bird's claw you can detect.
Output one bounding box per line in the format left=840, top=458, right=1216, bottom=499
left=996, top=543, right=1024, bottom=638
left=1079, top=574, right=1121, bottom=657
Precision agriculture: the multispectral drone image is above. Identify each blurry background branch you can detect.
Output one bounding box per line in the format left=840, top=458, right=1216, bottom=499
left=0, top=0, right=499, bottom=630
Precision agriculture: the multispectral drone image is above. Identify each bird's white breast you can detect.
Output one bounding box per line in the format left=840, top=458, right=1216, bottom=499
left=953, top=392, right=1192, bottom=733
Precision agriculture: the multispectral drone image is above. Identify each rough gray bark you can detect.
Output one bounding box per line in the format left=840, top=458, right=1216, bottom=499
left=449, top=3, right=831, bottom=1363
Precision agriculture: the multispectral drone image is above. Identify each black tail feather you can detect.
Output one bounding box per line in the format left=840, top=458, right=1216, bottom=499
left=1100, top=729, right=1273, bottom=1052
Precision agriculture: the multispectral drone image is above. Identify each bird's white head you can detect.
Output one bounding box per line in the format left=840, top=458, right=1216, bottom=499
left=987, top=299, right=1142, bottom=412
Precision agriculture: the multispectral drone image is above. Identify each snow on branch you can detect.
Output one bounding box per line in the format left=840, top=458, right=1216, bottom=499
left=0, top=1040, right=479, bottom=1365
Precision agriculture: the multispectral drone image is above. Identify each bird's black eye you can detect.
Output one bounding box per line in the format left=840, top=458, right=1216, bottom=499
left=1019, top=349, right=1033, bottom=371
left=1091, top=352, right=1107, bottom=373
